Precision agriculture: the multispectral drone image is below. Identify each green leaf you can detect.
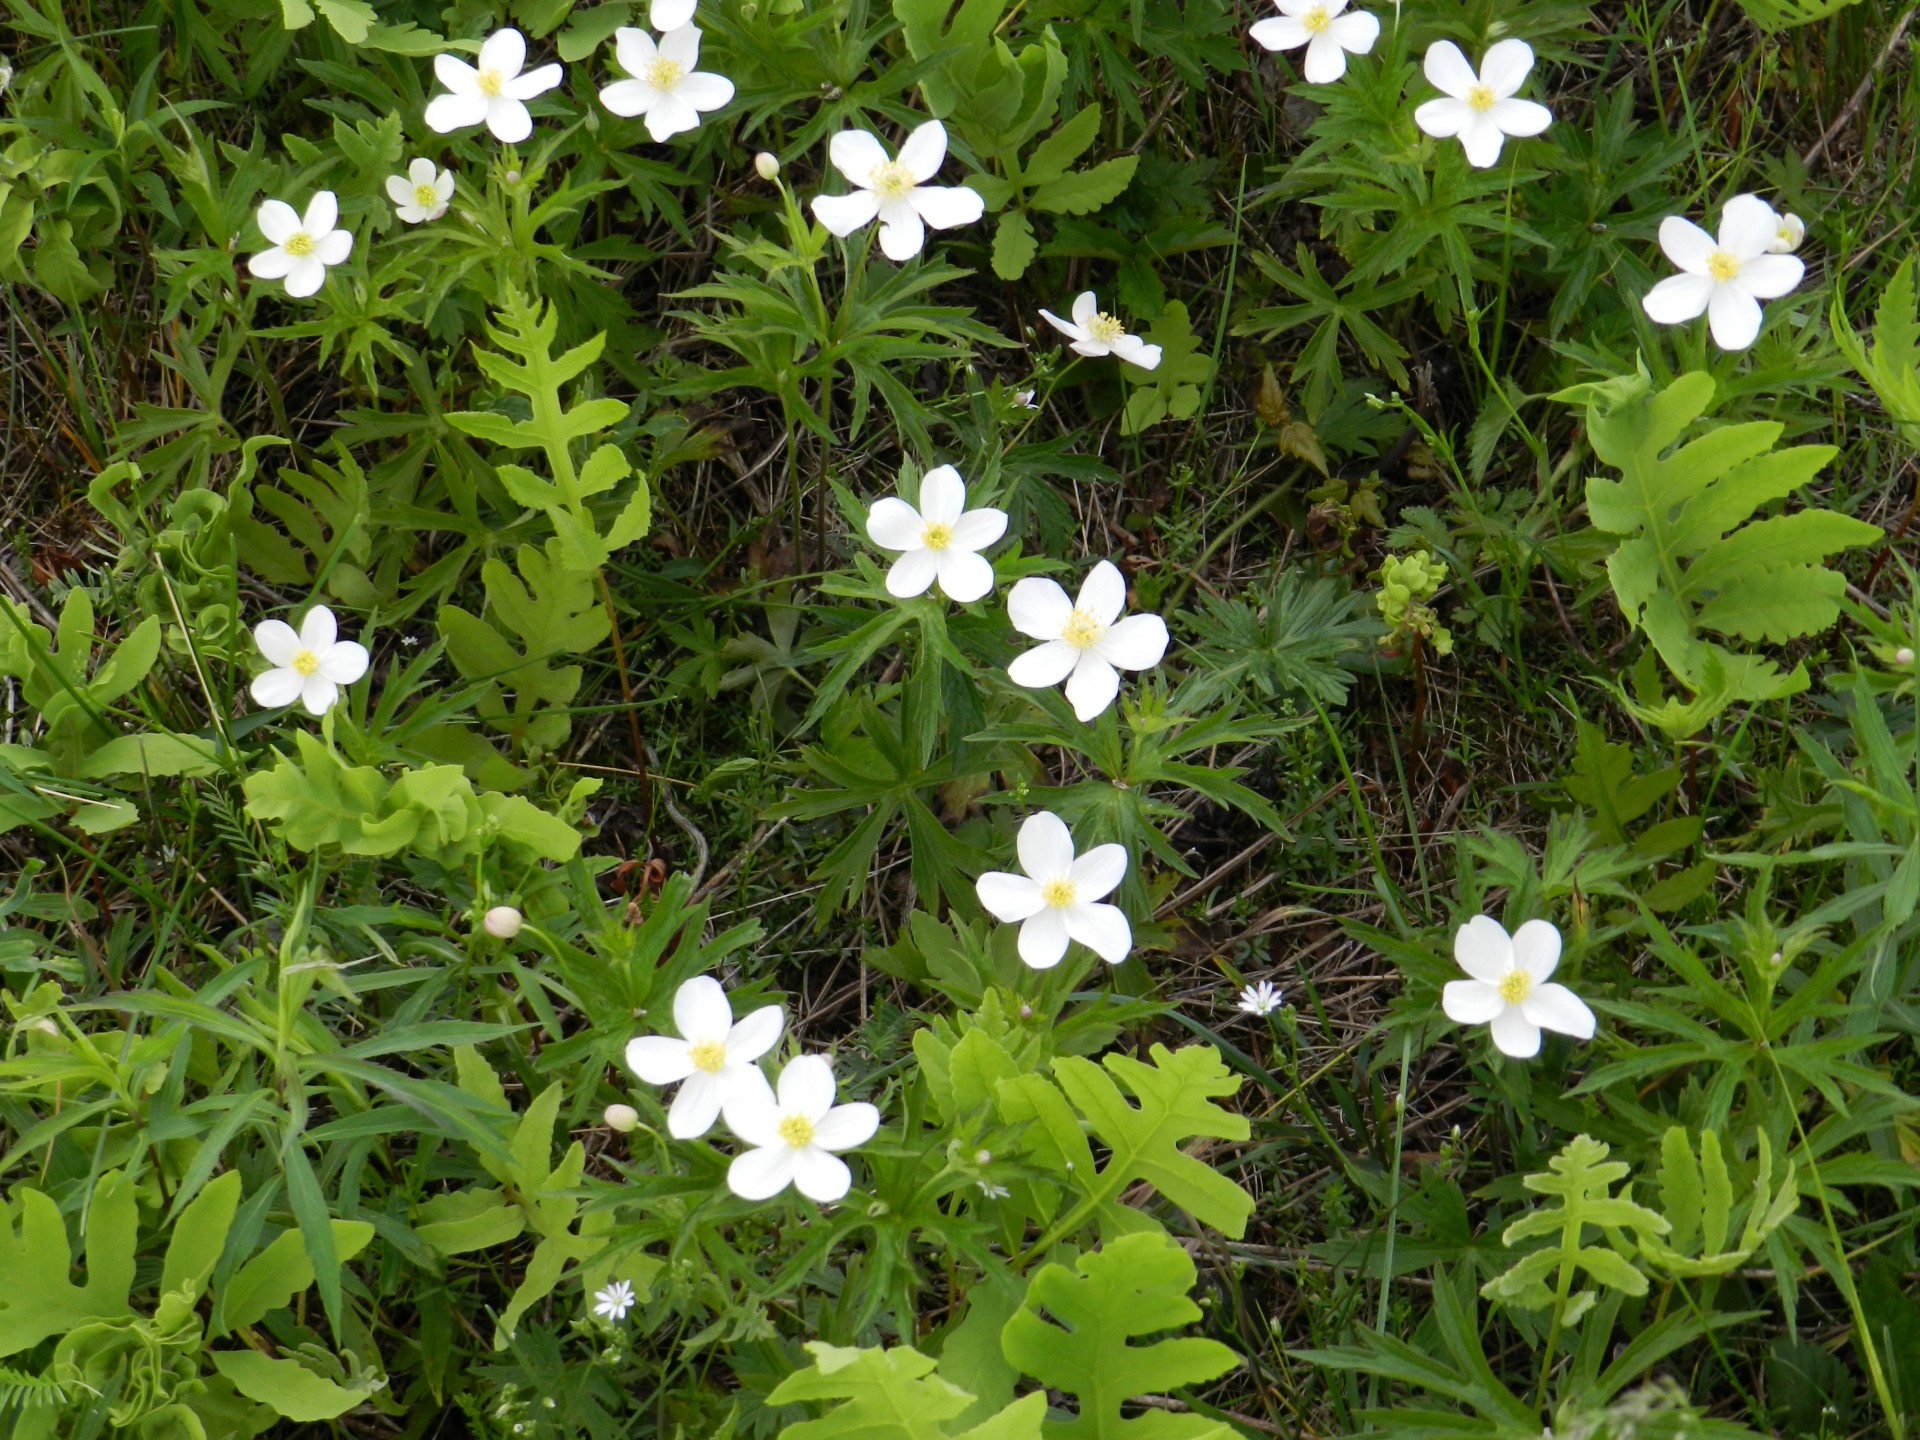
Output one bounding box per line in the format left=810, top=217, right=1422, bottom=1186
left=0, top=1171, right=136, bottom=1356
left=1023, top=105, right=1101, bottom=185
left=160, top=1169, right=241, bottom=1296
left=1639, top=1127, right=1798, bottom=1279
left=220, top=1221, right=376, bottom=1332
left=992, top=211, right=1038, bottom=281
left=1120, top=302, right=1214, bottom=437
left=210, top=1351, right=370, bottom=1421
left=768, top=1342, right=1047, bottom=1440
left=414, top=1188, right=527, bottom=1256
left=1030, top=155, right=1139, bottom=216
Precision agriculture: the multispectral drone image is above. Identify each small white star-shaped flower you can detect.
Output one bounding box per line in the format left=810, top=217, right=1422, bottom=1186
left=1006, top=561, right=1169, bottom=720
left=1412, top=40, right=1553, bottom=169
left=1037, top=292, right=1162, bottom=369
left=976, top=812, right=1131, bottom=969
left=385, top=158, right=455, bottom=225
left=592, top=1280, right=635, bottom=1321
left=246, top=192, right=353, bottom=299
left=865, top=465, right=1007, bottom=604
left=1248, top=0, right=1379, bottom=83
left=1238, top=980, right=1284, bottom=1016
left=250, top=605, right=370, bottom=715
left=810, top=120, right=985, bottom=262
left=600, top=24, right=735, bottom=142
left=426, top=28, right=564, bottom=144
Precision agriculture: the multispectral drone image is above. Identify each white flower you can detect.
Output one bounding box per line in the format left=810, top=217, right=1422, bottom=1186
left=1766, top=207, right=1805, bottom=254
left=1037, top=293, right=1162, bottom=370
left=592, top=1279, right=635, bottom=1321
left=865, top=465, right=1007, bottom=604
left=385, top=158, right=454, bottom=224
left=722, top=1055, right=880, bottom=1203
left=977, top=1180, right=1010, bottom=1199
left=600, top=25, right=734, bottom=142
left=1238, top=980, right=1284, bottom=1016
left=975, top=811, right=1131, bottom=969
left=482, top=905, right=524, bottom=939
left=1248, top=0, right=1379, bottom=83
left=1441, top=915, right=1595, bottom=1059
left=625, top=976, right=783, bottom=1139
left=1641, top=193, right=1805, bottom=352
left=603, top=1103, right=640, bottom=1133
left=250, top=605, right=370, bottom=715
left=426, top=28, right=564, bottom=144
left=651, top=0, right=695, bottom=27
left=1412, top=40, right=1553, bottom=169
left=1007, top=561, right=1169, bottom=720
left=246, top=192, right=353, bottom=299
left=810, top=119, right=985, bottom=262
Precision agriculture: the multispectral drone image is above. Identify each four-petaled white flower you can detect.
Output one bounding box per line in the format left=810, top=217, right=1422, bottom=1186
left=251, top=605, right=370, bottom=715
left=865, top=465, right=1007, bottom=603
left=1238, top=980, right=1284, bottom=1016
left=426, top=28, right=563, bottom=144
left=247, top=192, right=353, bottom=299
left=1249, top=0, right=1379, bottom=83
left=600, top=25, right=735, bottom=142
left=592, top=1279, right=635, bottom=1321
left=1007, top=560, right=1169, bottom=720
left=625, top=975, right=783, bottom=1139
left=1765, top=205, right=1805, bottom=254
left=811, top=120, right=985, bottom=262
left=976, top=811, right=1131, bottom=969
left=385, top=158, right=455, bottom=225
left=1441, top=915, right=1595, bottom=1059
left=1037, top=292, right=1162, bottom=370
left=1641, top=193, right=1805, bottom=352
left=1413, top=40, right=1552, bottom=169
left=723, top=1055, right=880, bottom=1203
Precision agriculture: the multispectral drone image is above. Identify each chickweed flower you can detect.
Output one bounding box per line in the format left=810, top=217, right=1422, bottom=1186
left=1248, top=0, right=1379, bottom=84
left=247, top=192, right=353, bottom=299
left=591, top=1280, right=635, bottom=1321
left=811, top=119, right=985, bottom=262
left=426, top=28, right=563, bottom=144
left=1238, top=980, right=1284, bottom=1016
left=482, top=905, right=525, bottom=939
left=251, top=605, right=370, bottom=715
left=722, top=1055, right=880, bottom=1204
left=625, top=975, right=783, bottom=1139
left=386, top=158, right=454, bottom=224
left=1007, top=560, right=1169, bottom=720
left=1641, top=193, right=1805, bottom=351
left=1413, top=40, right=1552, bottom=169
left=600, top=25, right=734, bottom=142
left=1037, top=292, right=1162, bottom=369
left=1441, top=915, right=1595, bottom=1059
left=976, top=811, right=1131, bottom=969
left=865, top=465, right=1007, bottom=604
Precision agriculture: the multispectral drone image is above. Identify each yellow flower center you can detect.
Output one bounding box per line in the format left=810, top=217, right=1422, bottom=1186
left=687, top=1039, right=727, bottom=1073
left=283, top=231, right=314, bottom=257
left=645, top=56, right=685, bottom=89
left=1086, top=313, right=1125, bottom=344
left=1302, top=4, right=1331, bottom=31
left=1706, top=249, right=1742, bottom=282
left=413, top=182, right=440, bottom=207
left=1465, top=83, right=1496, bottom=112
left=921, top=521, right=953, bottom=551
left=476, top=66, right=504, bottom=96
left=1775, top=224, right=1794, bottom=246
left=291, top=649, right=320, bottom=676
left=778, top=1113, right=815, bottom=1148
left=1060, top=608, right=1106, bottom=650
left=1498, top=970, right=1534, bottom=1005
left=869, top=160, right=916, bottom=199
left=1041, top=877, right=1078, bottom=909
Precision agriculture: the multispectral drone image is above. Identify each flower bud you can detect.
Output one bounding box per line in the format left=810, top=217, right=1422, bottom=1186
left=483, top=905, right=524, bottom=939
left=504, top=169, right=522, bottom=185
left=974, top=1149, right=992, bottom=1166
left=754, top=152, right=779, bottom=181
left=604, top=1103, right=640, bottom=1133
left=1899, top=647, right=1915, bottom=666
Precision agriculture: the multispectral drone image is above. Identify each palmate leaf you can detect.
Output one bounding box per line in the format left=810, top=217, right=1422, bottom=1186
left=770, top=1343, right=1046, bottom=1440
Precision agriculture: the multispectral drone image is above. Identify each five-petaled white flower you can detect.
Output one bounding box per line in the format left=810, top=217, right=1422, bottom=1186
left=1007, top=561, right=1169, bottom=720
left=426, top=28, right=563, bottom=144
left=600, top=25, right=735, bottom=141
left=251, top=605, right=370, bottom=715
left=386, top=158, right=455, bottom=225
left=592, top=1280, right=635, bottom=1321
left=1248, top=0, right=1379, bottom=83
left=625, top=975, right=783, bottom=1139
left=1641, top=193, right=1805, bottom=352
left=1238, top=980, right=1284, bottom=1016
left=976, top=811, right=1131, bottom=969
left=865, top=465, right=1007, bottom=604
left=811, top=120, right=985, bottom=262
left=1440, top=915, right=1595, bottom=1059
left=1413, top=40, right=1552, bottom=169
left=247, top=192, right=353, bottom=299
left=1765, top=205, right=1805, bottom=255
left=723, top=1055, right=880, bottom=1203
left=1037, top=292, right=1162, bottom=370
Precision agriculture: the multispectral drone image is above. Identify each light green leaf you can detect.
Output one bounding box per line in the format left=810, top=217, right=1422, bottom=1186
left=769, top=1342, right=1046, bottom=1440
left=210, top=1351, right=370, bottom=1421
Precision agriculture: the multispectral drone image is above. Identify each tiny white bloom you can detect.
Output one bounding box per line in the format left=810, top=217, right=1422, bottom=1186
left=604, top=1103, right=640, bottom=1133
left=1441, top=915, right=1595, bottom=1059
left=1412, top=40, right=1553, bottom=169
left=1766, top=206, right=1805, bottom=254
left=625, top=975, right=783, bottom=1139
left=1641, top=193, right=1805, bottom=352
left=723, top=1055, right=881, bottom=1203
left=865, top=465, right=1007, bottom=604
left=426, top=28, right=564, bottom=144
left=1037, top=292, right=1162, bottom=370
left=1248, top=0, right=1379, bottom=83
left=811, top=119, right=985, bottom=262
left=482, top=905, right=524, bottom=939
left=592, top=1279, right=635, bottom=1321
left=1238, top=980, right=1284, bottom=1016
left=250, top=605, right=370, bottom=715
left=1007, top=561, right=1169, bottom=721
left=246, top=192, right=353, bottom=299
left=977, top=1180, right=1010, bottom=1199
left=600, top=25, right=734, bottom=142
left=975, top=811, right=1131, bottom=969
left=385, top=157, right=455, bottom=224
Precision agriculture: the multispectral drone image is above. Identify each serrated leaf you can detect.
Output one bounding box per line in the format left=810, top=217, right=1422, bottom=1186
left=1030, top=155, right=1138, bottom=216
left=992, top=211, right=1038, bottom=281
left=769, top=1342, right=1047, bottom=1440
left=1023, top=105, right=1101, bottom=185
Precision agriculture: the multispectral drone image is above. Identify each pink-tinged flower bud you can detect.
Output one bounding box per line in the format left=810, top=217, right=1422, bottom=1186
left=604, top=1103, right=640, bottom=1133
left=483, top=905, right=524, bottom=939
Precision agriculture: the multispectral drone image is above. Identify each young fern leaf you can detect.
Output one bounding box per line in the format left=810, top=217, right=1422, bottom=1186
left=1639, top=1127, right=1799, bottom=1279
left=0, top=1363, right=74, bottom=1412
left=1832, top=254, right=1920, bottom=451
left=768, top=1342, right=1047, bottom=1440
left=1482, top=1135, right=1670, bottom=1327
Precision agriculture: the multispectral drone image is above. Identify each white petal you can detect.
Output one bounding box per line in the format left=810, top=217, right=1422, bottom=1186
left=626, top=1034, right=697, bottom=1084
left=485, top=97, right=535, bottom=144
left=435, top=170, right=456, bottom=201
left=1064, top=654, right=1121, bottom=720
left=1488, top=97, right=1552, bottom=138
left=790, top=1146, right=852, bottom=1202
left=909, top=183, right=984, bottom=231
left=917, top=465, right=966, bottom=524
left=425, top=91, right=489, bottom=133
left=1008, top=640, right=1081, bottom=689
left=301, top=190, right=338, bottom=237
left=1522, top=983, right=1596, bottom=1040
left=478, top=27, right=527, bottom=78
left=1657, top=215, right=1717, bottom=272
left=247, top=246, right=294, bottom=279
left=946, top=507, right=1006, bottom=553
left=1068, top=843, right=1127, bottom=902
left=667, top=1071, right=724, bottom=1138
left=651, top=0, right=696, bottom=28
left=434, top=53, right=479, bottom=94
left=725, top=1004, right=784, bottom=1063
left=1070, top=291, right=1100, bottom=327
left=386, top=174, right=415, bottom=206
left=897, top=119, right=949, bottom=182
left=282, top=256, right=327, bottom=298
left=1064, top=902, right=1131, bottom=963
left=614, top=25, right=657, bottom=73
left=1111, top=336, right=1162, bottom=370
left=659, top=23, right=701, bottom=67
left=311, top=230, right=353, bottom=266
left=885, top=547, right=940, bottom=598
left=1738, top=253, right=1803, bottom=300
left=1422, top=40, right=1477, bottom=99
left=1510, top=918, right=1561, bottom=980
left=977, top=871, right=1046, bottom=922
left=254, top=618, right=303, bottom=666
left=409, top=157, right=438, bottom=185
left=727, top=1145, right=795, bottom=1200
left=829, top=129, right=890, bottom=186
left=1017, top=908, right=1070, bottom=968
left=1441, top=979, right=1506, bottom=1025
left=1008, top=577, right=1073, bottom=639
left=1414, top=96, right=1468, bottom=139
left=674, top=974, right=733, bottom=1041
left=250, top=667, right=303, bottom=709
left=1301, top=32, right=1349, bottom=83
left=599, top=79, right=657, bottom=117
left=811, top=190, right=882, bottom=236
left=877, top=209, right=926, bottom=261
left=1017, top=811, right=1076, bottom=881
left=1095, top=614, right=1168, bottom=671
left=318, top=641, right=369, bottom=684
left=1478, top=38, right=1534, bottom=99
left=1641, top=272, right=1714, bottom=324
left=298, top=674, right=340, bottom=714
left=1076, top=560, right=1126, bottom=625
left=1707, top=283, right=1763, bottom=350
left=865, top=496, right=925, bottom=551
left=811, top=1101, right=880, bottom=1152
left=1037, top=307, right=1085, bottom=342
left=256, top=199, right=301, bottom=244
left=721, top=1069, right=780, bottom=1145
left=934, top=548, right=994, bottom=603
left=1719, top=192, right=1779, bottom=259
left=1458, top=115, right=1507, bottom=168
left=776, top=1054, right=837, bottom=1120
left=1453, top=914, right=1512, bottom=984
left=675, top=72, right=734, bottom=112
left=1248, top=15, right=1309, bottom=51
left=1328, top=9, right=1378, bottom=52
left=1489, top=1007, right=1542, bottom=1058
left=645, top=95, right=701, bottom=142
